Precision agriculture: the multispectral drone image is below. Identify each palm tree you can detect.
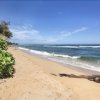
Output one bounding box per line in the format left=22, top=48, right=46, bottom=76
left=0, top=21, right=12, bottom=39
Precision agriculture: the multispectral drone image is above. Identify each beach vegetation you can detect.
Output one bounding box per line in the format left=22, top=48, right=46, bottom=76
left=0, top=50, right=15, bottom=78
left=0, top=21, right=15, bottom=78
left=0, top=38, right=8, bottom=50
left=0, top=21, right=12, bottom=39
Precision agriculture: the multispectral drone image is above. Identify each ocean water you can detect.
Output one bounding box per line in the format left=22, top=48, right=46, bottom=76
left=19, top=44, right=100, bottom=72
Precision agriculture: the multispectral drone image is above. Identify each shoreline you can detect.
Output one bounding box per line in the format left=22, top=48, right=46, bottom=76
left=0, top=46, right=100, bottom=100
left=18, top=46, right=100, bottom=75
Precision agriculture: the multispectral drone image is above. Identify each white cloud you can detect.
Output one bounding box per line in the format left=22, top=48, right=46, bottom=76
left=10, top=25, right=43, bottom=43
left=10, top=25, right=88, bottom=44
left=72, top=27, right=88, bottom=33
left=60, top=27, right=87, bottom=38
left=45, top=27, right=88, bottom=43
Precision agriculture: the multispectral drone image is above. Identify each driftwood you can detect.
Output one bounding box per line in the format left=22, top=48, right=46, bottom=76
left=51, top=73, right=57, bottom=76
left=59, top=73, right=100, bottom=83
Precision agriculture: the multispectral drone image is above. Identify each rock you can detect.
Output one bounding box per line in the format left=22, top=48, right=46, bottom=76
left=94, top=77, right=100, bottom=83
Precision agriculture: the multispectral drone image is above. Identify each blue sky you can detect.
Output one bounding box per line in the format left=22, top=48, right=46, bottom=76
left=0, top=0, right=100, bottom=44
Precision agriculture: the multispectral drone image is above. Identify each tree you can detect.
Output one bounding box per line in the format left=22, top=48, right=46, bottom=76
left=0, top=21, right=15, bottom=78
left=0, top=21, right=12, bottom=39
left=0, top=38, right=8, bottom=50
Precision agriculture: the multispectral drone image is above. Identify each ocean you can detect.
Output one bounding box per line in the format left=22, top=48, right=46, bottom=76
left=19, top=44, right=100, bottom=72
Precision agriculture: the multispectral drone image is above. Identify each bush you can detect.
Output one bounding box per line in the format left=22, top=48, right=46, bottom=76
left=0, top=38, right=8, bottom=50
left=0, top=50, right=15, bottom=78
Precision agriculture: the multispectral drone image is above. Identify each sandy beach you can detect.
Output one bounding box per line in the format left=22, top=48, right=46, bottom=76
left=0, top=47, right=100, bottom=100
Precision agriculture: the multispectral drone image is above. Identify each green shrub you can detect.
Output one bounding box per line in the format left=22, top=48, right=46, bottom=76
left=0, top=50, right=15, bottom=78
left=0, top=38, right=8, bottom=50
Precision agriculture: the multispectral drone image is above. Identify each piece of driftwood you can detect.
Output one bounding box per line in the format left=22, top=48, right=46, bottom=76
left=59, top=73, right=100, bottom=83
left=50, top=73, right=57, bottom=76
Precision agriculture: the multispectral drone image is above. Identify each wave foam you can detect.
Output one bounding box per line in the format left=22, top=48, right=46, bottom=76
left=79, top=46, right=100, bottom=48
left=18, top=47, right=80, bottom=59
left=53, top=54, right=80, bottom=59
left=18, top=47, right=51, bottom=56
left=44, top=45, right=100, bottom=48
left=48, top=58, right=100, bottom=72
left=18, top=47, right=100, bottom=72
left=44, top=45, right=79, bottom=48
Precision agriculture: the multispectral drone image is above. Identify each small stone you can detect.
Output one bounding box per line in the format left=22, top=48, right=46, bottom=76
left=94, top=77, right=100, bottom=83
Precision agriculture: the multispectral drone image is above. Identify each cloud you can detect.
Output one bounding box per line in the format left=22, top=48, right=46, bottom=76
left=60, top=27, right=87, bottom=37
left=72, top=27, right=88, bottom=33
left=44, top=27, right=88, bottom=43
left=10, top=25, right=88, bottom=44
left=10, top=25, right=43, bottom=43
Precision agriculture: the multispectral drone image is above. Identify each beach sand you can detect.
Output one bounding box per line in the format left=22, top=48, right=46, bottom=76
left=0, top=47, right=100, bottom=100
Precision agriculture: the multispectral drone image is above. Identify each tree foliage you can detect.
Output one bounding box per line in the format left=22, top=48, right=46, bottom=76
left=0, top=21, right=12, bottom=39
left=0, top=21, right=15, bottom=78
left=0, top=38, right=8, bottom=50
left=0, top=50, right=15, bottom=78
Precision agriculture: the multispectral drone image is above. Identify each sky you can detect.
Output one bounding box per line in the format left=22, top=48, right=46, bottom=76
left=0, top=0, right=100, bottom=44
